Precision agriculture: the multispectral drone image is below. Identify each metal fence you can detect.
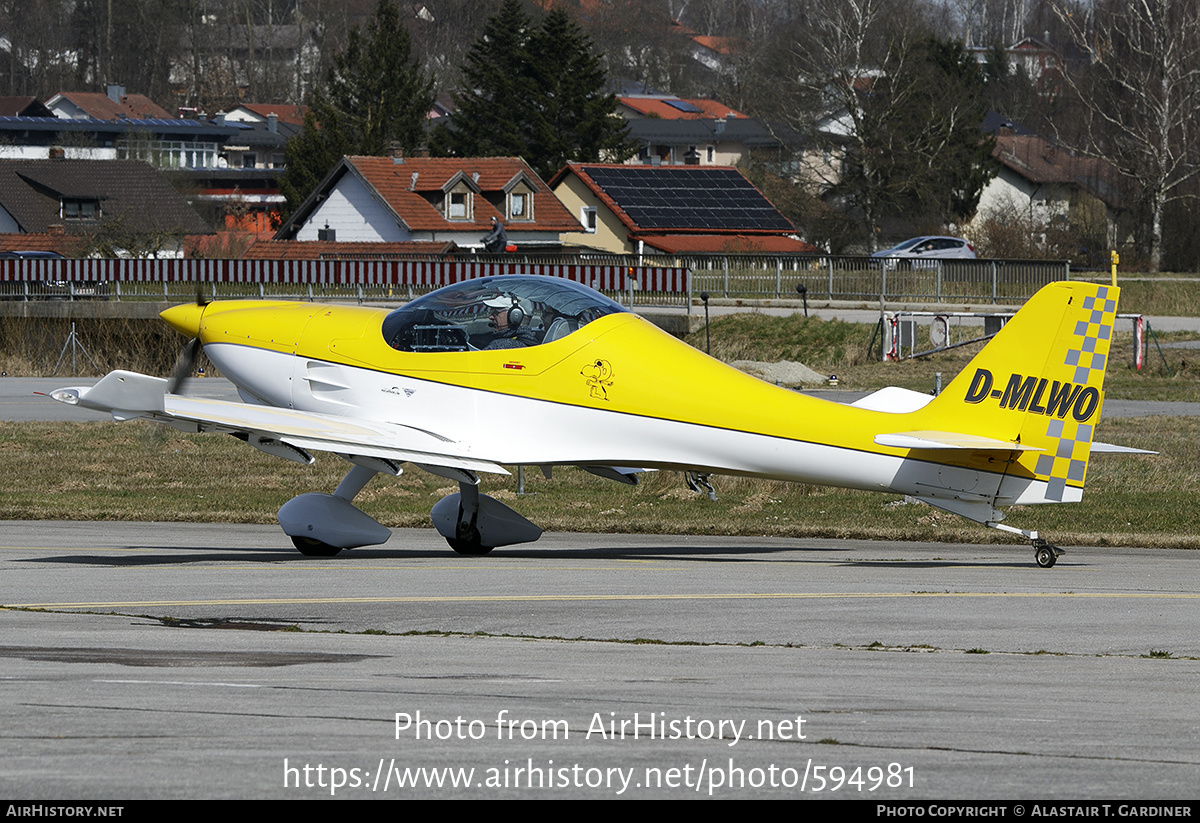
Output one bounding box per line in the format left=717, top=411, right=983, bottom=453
left=673, top=254, right=1069, bottom=304
left=0, top=254, right=1070, bottom=306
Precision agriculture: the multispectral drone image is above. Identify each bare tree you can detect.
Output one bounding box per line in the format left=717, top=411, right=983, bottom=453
left=952, top=0, right=1032, bottom=47
left=1, top=0, right=78, bottom=95
left=1056, top=0, right=1200, bottom=269
left=754, top=0, right=992, bottom=250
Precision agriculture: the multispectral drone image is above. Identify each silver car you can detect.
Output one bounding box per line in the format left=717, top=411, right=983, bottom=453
left=872, top=236, right=977, bottom=265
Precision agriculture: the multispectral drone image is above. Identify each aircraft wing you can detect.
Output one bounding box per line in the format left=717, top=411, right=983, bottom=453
left=50, top=370, right=509, bottom=476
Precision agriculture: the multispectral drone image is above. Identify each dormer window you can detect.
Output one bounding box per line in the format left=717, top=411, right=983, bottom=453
left=440, top=171, right=481, bottom=222
left=61, top=198, right=100, bottom=220
left=444, top=182, right=474, bottom=221
left=502, top=172, right=536, bottom=222
left=509, top=191, right=528, bottom=220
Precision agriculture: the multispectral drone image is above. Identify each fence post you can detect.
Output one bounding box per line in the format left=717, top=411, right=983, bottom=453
left=722, top=256, right=729, bottom=298
left=991, top=261, right=998, bottom=304
left=936, top=262, right=942, bottom=303
left=775, top=257, right=782, bottom=298
left=827, top=257, right=833, bottom=299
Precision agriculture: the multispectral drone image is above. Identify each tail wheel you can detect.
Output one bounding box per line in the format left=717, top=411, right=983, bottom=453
left=1033, top=540, right=1060, bottom=568
left=291, top=536, right=343, bottom=557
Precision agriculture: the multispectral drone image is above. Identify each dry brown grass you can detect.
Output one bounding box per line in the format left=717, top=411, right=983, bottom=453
left=0, top=316, right=207, bottom=377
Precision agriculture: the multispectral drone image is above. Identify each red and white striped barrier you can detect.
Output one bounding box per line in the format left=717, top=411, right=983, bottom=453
left=0, top=259, right=690, bottom=292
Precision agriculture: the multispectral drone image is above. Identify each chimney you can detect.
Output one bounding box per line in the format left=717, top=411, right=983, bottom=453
left=410, top=172, right=419, bottom=190
left=713, top=117, right=726, bottom=135
left=267, top=112, right=277, bottom=133
left=106, top=84, right=125, bottom=104
left=214, top=110, right=227, bottom=127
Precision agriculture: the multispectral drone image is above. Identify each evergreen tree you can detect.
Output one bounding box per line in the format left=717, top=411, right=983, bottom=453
left=430, top=0, right=534, bottom=160
left=891, top=36, right=996, bottom=224
left=831, top=34, right=995, bottom=235
left=524, top=8, right=633, bottom=180
left=280, top=0, right=434, bottom=218
left=431, top=0, right=633, bottom=179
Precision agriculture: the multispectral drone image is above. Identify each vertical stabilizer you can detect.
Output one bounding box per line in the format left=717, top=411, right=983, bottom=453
left=919, top=281, right=1119, bottom=506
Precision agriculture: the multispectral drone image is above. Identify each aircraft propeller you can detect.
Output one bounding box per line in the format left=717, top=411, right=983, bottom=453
left=165, top=284, right=210, bottom=395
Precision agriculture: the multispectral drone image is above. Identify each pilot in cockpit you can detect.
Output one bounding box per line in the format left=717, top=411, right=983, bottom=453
left=479, top=293, right=539, bottom=349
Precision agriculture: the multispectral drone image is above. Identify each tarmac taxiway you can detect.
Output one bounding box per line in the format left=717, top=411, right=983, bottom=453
left=2, top=521, right=1197, bottom=799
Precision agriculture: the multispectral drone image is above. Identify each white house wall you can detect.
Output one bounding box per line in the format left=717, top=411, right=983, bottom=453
left=296, top=173, right=408, bottom=242
left=0, top=147, right=118, bottom=161
left=974, top=168, right=1064, bottom=224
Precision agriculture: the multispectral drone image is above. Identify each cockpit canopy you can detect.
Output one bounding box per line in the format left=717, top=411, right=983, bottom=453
left=382, top=275, right=627, bottom=353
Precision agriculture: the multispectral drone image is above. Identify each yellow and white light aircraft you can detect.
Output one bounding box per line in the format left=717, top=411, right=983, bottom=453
left=51, top=275, right=1136, bottom=567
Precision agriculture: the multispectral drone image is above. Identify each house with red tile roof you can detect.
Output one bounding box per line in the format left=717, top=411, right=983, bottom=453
left=616, top=95, right=783, bottom=167
left=46, top=86, right=172, bottom=121
left=616, top=95, right=746, bottom=121
left=0, top=97, right=54, bottom=118
left=550, top=162, right=815, bottom=255
left=972, top=127, right=1126, bottom=246
left=226, top=103, right=309, bottom=128
left=275, top=156, right=580, bottom=249
left=690, top=35, right=747, bottom=73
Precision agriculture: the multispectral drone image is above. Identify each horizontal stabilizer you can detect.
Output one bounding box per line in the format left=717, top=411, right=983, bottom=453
left=1090, top=441, right=1157, bottom=455
left=875, top=430, right=1042, bottom=451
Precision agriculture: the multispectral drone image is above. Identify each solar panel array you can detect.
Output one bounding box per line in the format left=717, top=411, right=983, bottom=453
left=664, top=99, right=702, bottom=113
left=584, top=167, right=793, bottom=231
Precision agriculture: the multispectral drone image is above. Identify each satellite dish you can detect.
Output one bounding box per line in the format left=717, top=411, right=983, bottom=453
left=930, top=315, right=949, bottom=349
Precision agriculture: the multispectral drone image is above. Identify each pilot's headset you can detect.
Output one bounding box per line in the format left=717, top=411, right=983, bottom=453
left=483, top=294, right=525, bottom=328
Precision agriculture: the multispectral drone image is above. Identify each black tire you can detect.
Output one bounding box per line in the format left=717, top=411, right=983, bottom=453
left=1035, top=546, right=1057, bottom=568
left=447, top=537, right=494, bottom=556
left=291, top=536, right=343, bottom=557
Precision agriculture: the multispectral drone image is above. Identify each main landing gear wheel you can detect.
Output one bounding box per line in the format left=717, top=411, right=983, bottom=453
left=1032, top=539, right=1061, bottom=568
left=291, top=536, right=343, bottom=557
left=447, top=536, right=494, bottom=556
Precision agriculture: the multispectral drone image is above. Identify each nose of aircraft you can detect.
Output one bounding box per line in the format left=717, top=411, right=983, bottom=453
left=160, top=302, right=205, bottom=338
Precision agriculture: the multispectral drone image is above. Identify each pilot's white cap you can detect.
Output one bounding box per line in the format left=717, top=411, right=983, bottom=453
left=482, top=294, right=515, bottom=309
